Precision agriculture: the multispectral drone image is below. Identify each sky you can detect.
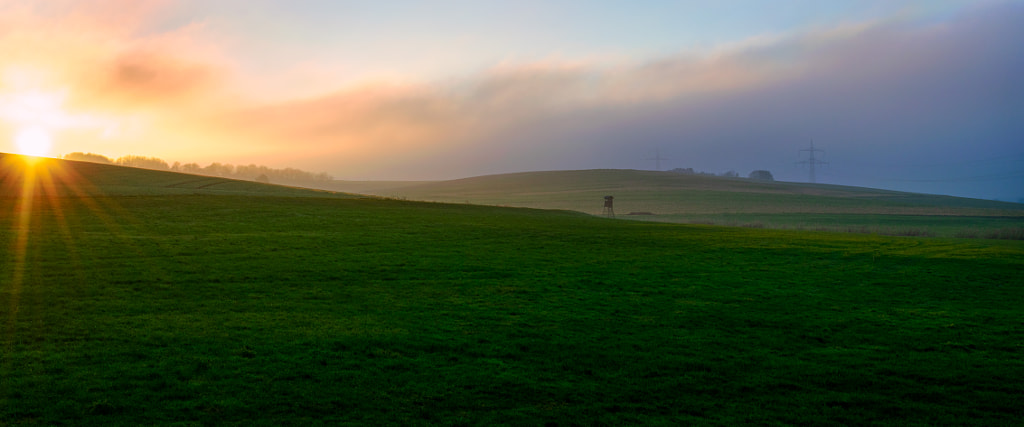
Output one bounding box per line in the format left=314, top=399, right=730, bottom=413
left=0, top=0, right=1021, bottom=201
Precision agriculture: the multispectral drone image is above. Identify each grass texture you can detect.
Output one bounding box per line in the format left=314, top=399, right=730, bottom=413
left=2, top=157, right=1023, bottom=425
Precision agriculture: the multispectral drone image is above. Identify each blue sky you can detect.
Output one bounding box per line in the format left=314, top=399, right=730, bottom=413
left=1, top=0, right=1021, bottom=200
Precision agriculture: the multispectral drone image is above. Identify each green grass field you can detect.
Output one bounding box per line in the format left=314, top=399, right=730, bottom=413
left=3, top=155, right=1024, bottom=425
left=320, top=169, right=1024, bottom=239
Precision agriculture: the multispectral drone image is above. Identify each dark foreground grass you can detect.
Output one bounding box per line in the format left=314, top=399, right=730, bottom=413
left=629, top=213, right=1024, bottom=240
left=3, top=192, right=1024, bottom=425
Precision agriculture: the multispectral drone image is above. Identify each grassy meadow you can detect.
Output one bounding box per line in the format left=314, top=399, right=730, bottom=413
left=2, top=155, right=1024, bottom=425
left=321, top=169, right=1024, bottom=239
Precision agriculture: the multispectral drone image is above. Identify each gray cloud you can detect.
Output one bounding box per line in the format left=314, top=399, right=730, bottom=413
left=232, top=2, right=1022, bottom=200
left=403, top=2, right=1024, bottom=200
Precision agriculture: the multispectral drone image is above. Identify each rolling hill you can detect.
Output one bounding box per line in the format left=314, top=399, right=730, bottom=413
left=326, top=169, right=1022, bottom=213
left=321, top=169, right=1024, bottom=238
left=0, top=153, right=361, bottom=199
left=2, top=153, right=1023, bottom=424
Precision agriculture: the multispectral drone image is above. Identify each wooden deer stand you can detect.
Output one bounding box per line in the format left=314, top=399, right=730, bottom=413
left=602, top=196, right=615, bottom=218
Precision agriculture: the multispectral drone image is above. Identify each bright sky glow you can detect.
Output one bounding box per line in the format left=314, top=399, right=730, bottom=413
left=14, top=126, right=52, bottom=157
left=0, top=0, right=1020, bottom=200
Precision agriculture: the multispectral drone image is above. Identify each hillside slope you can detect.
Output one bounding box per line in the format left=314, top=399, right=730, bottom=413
left=0, top=153, right=361, bottom=199
left=3, top=155, right=1023, bottom=425
left=317, top=169, right=1024, bottom=238
left=351, top=169, right=1023, bottom=215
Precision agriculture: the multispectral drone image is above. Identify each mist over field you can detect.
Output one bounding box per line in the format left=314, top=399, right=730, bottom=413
left=361, top=2, right=1022, bottom=201
left=0, top=1, right=1021, bottom=200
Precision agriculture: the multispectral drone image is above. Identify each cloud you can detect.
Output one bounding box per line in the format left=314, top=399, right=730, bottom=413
left=0, top=1, right=233, bottom=142
left=71, top=33, right=227, bottom=112
left=222, top=1, right=1022, bottom=192
left=0, top=0, right=238, bottom=157
left=1, top=0, right=1020, bottom=198
left=215, top=49, right=802, bottom=174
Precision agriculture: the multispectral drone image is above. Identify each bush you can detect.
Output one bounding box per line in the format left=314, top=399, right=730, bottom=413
left=116, top=155, right=169, bottom=170
left=748, top=170, right=774, bottom=181
left=64, top=152, right=112, bottom=164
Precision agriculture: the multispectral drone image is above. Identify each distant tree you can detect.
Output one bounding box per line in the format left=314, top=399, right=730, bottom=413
left=63, top=152, right=112, bottom=164
left=180, top=163, right=202, bottom=173
left=748, top=170, right=774, bottom=181
left=721, top=170, right=739, bottom=178
left=115, top=155, right=169, bottom=170
left=670, top=167, right=695, bottom=175
left=236, top=164, right=268, bottom=179
left=99, top=154, right=334, bottom=184
left=203, top=162, right=235, bottom=177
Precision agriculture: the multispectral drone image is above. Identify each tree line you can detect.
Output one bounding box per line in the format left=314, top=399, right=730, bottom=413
left=63, top=152, right=333, bottom=184
left=670, top=167, right=774, bottom=181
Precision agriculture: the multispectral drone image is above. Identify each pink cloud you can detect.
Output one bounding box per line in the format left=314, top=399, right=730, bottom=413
left=1, top=0, right=1019, bottom=200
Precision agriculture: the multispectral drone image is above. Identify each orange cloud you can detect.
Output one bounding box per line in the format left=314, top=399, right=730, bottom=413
left=71, top=35, right=227, bottom=112
left=0, top=0, right=238, bottom=159
left=3, top=0, right=1015, bottom=189
left=217, top=83, right=469, bottom=165
left=0, top=0, right=819, bottom=170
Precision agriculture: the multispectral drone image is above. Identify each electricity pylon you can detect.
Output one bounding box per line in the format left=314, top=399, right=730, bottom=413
left=646, top=149, right=669, bottom=171
left=797, top=140, right=828, bottom=183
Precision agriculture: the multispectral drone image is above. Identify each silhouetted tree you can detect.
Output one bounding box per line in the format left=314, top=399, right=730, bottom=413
left=76, top=152, right=334, bottom=184
left=63, top=152, right=112, bottom=164
left=115, top=155, right=169, bottom=170
left=180, top=163, right=202, bottom=173
left=203, top=162, right=235, bottom=177
left=748, top=170, right=774, bottom=181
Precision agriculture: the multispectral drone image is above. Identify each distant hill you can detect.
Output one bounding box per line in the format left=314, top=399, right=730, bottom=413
left=5, top=155, right=1023, bottom=425
left=7, top=155, right=1017, bottom=238
left=0, top=153, right=361, bottom=199
left=318, top=169, right=1023, bottom=216
left=312, top=169, right=1023, bottom=238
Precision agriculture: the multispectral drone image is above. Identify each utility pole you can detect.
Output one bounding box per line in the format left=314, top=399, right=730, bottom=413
left=797, top=140, right=827, bottom=183
left=646, top=149, right=669, bottom=171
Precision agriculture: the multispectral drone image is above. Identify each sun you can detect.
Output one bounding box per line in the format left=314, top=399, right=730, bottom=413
left=14, top=126, right=53, bottom=157
left=1, top=85, right=73, bottom=159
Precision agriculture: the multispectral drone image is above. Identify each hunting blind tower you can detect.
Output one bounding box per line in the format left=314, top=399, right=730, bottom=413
left=603, top=196, right=615, bottom=218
